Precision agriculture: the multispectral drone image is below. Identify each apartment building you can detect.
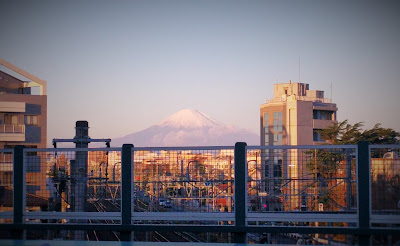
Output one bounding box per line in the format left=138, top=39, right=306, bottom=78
left=0, top=59, right=47, bottom=210
left=0, top=59, right=47, bottom=149
left=259, top=81, right=337, bottom=211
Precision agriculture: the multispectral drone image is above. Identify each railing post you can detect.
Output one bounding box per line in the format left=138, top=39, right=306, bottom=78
left=234, top=142, right=247, bottom=243
left=121, top=144, right=133, bottom=241
left=13, top=145, right=24, bottom=239
left=357, top=141, right=370, bottom=245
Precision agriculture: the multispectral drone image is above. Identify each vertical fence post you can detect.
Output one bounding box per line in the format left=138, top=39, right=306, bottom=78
left=121, top=144, right=133, bottom=241
left=13, top=145, right=24, bottom=239
left=234, top=142, right=247, bottom=243
left=357, top=141, right=370, bottom=244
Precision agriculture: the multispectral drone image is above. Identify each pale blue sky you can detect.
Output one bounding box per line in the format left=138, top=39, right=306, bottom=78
left=1, top=0, right=399, bottom=146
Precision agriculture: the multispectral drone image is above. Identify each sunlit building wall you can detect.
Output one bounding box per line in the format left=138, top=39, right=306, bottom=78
left=260, top=81, right=337, bottom=210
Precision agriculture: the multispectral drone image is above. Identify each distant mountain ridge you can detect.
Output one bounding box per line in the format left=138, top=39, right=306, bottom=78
left=111, top=109, right=258, bottom=147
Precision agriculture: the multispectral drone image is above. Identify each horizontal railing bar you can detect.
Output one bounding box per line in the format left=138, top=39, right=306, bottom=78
left=132, top=212, right=234, bottom=221
left=23, top=212, right=237, bottom=222
left=371, top=215, right=400, bottom=223
left=247, top=145, right=357, bottom=150
left=247, top=213, right=358, bottom=223
left=134, top=146, right=235, bottom=151
left=53, top=138, right=111, bottom=143
left=23, top=147, right=121, bottom=152
left=24, top=212, right=121, bottom=220
left=1, top=223, right=398, bottom=235
left=369, top=144, right=400, bottom=149
left=0, top=212, right=13, bottom=218
left=0, top=150, right=13, bottom=153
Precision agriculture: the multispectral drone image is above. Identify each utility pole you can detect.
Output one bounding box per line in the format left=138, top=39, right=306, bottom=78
left=53, top=121, right=111, bottom=240
left=72, top=121, right=89, bottom=240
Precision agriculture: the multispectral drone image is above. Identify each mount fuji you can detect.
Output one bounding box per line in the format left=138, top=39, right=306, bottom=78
left=111, top=109, right=259, bottom=147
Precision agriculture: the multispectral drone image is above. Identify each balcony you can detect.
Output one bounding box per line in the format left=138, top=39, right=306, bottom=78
left=0, top=124, right=25, bottom=141
left=0, top=102, right=25, bottom=113
left=313, top=119, right=336, bottom=129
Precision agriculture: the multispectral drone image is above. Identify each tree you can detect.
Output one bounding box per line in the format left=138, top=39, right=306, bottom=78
left=310, top=120, right=400, bottom=211
left=362, top=123, right=400, bottom=144
left=318, top=120, right=400, bottom=145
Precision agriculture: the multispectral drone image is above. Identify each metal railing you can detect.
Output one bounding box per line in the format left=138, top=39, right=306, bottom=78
left=265, top=96, right=332, bottom=104
left=246, top=145, right=359, bottom=227
left=0, top=142, right=399, bottom=244
left=0, top=124, right=25, bottom=134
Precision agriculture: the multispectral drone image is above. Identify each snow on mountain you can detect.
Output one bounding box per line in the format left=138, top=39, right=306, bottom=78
left=111, top=109, right=259, bottom=147
left=157, top=109, right=224, bottom=128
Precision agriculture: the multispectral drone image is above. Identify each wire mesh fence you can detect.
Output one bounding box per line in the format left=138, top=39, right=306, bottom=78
left=132, top=146, right=235, bottom=224
left=0, top=149, right=13, bottom=223
left=370, top=144, right=400, bottom=228
left=246, top=145, right=358, bottom=227
left=1, top=143, right=400, bottom=243
left=23, top=148, right=122, bottom=219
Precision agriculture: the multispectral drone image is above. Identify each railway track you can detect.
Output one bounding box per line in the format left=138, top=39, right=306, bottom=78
left=86, top=192, right=205, bottom=242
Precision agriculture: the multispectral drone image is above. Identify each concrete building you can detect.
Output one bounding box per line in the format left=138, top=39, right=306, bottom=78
left=0, top=59, right=47, bottom=207
left=259, top=81, right=337, bottom=211
left=0, top=58, right=47, bottom=149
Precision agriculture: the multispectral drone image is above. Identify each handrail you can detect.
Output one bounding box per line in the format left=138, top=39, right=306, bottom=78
left=0, top=124, right=25, bottom=133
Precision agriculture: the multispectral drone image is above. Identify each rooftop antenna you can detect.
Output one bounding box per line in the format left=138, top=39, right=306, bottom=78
left=298, top=56, right=301, bottom=83
left=330, top=81, right=333, bottom=101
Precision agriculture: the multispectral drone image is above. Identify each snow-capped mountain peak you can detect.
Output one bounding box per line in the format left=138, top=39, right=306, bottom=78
left=111, top=109, right=258, bottom=147
left=157, top=109, right=224, bottom=128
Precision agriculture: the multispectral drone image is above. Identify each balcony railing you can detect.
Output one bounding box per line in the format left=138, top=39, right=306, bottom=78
left=266, top=96, right=332, bottom=104
left=0, top=124, right=25, bottom=134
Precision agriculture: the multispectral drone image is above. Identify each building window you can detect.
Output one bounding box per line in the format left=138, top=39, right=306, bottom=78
left=4, top=114, right=19, bottom=125
left=273, top=133, right=282, bottom=145
left=313, top=129, right=323, bottom=142
left=264, top=160, right=269, bottom=177
left=273, top=159, right=283, bottom=192
left=273, top=112, right=282, bottom=132
left=25, top=115, right=38, bottom=126
left=313, top=110, right=334, bottom=120
left=264, top=113, right=269, bottom=145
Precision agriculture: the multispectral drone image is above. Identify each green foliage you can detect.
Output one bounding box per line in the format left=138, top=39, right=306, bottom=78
left=311, top=120, right=399, bottom=210
left=306, top=149, right=344, bottom=179
left=362, top=123, right=400, bottom=144
left=318, top=120, right=400, bottom=145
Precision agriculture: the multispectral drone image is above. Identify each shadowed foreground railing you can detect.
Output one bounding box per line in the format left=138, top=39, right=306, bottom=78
left=0, top=142, right=399, bottom=244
